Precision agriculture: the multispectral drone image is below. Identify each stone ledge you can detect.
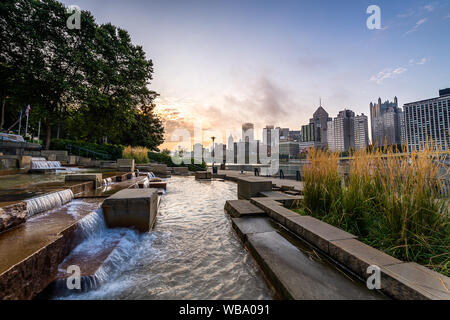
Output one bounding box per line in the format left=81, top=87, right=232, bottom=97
left=381, top=262, right=450, bottom=300
left=245, top=231, right=381, bottom=300
left=230, top=216, right=274, bottom=242
left=249, top=197, right=450, bottom=300
left=328, top=238, right=402, bottom=278
left=224, top=200, right=265, bottom=218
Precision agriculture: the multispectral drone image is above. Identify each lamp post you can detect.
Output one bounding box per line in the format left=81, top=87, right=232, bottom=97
left=211, top=136, right=216, bottom=172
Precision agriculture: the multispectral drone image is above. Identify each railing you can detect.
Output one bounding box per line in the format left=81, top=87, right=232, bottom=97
left=66, top=144, right=111, bottom=160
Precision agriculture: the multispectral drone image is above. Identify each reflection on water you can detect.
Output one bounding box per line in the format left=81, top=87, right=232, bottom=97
left=54, top=176, right=273, bottom=300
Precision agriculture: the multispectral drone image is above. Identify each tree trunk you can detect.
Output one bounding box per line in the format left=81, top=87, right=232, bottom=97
left=45, top=123, right=51, bottom=150
left=0, top=97, right=5, bottom=130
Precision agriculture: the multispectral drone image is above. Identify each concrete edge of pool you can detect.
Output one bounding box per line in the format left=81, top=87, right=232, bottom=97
left=0, top=171, right=162, bottom=300
left=221, top=173, right=450, bottom=300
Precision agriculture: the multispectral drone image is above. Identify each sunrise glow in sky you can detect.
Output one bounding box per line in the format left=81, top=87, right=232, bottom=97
left=61, top=0, right=450, bottom=150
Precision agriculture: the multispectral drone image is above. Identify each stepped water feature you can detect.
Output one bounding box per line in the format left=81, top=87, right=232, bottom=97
left=25, top=189, right=74, bottom=217
left=30, top=157, right=64, bottom=171
left=47, top=176, right=272, bottom=299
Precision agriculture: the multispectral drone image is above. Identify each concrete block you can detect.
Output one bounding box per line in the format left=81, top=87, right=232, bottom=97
left=328, top=238, right=402, bottom=279
left=47, top=154, right=57, bottom=161
left=78, top=157, right=91, bottom=166
left=237, top=177, right=272, bottom=200
left=117, top=159, right=135, bottom=172
left=381, top=262, right=450, bottom=300
left=172, top=167, right=189, bottom=175
left=19, top=156, right=32, bottom=170
left=102, top=188, right=159, bottom=232
left=65, top=173, right=102, bottom=189
left=224, top=200, right=265, bottom=218
left=68, top=155, right=78, bottom=165
left=195, top=171, right=212, bottom=180
left=284, top=215, right=357, bottom=253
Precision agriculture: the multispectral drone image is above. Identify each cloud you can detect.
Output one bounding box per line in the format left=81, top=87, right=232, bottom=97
left=423, top=5, right=434, bottom=12
left=405, top=18, right=428, bottom=34
left=445, top=14, right=450, bottom=19
left=397, top=8, right=415, bottom=18
left=416, top=57, right=428, bottom=65
left=370, top=67, right=407, bottom=84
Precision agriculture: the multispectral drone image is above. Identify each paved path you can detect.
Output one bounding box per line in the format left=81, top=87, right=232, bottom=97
left=212, top=169, right=304, bottom=191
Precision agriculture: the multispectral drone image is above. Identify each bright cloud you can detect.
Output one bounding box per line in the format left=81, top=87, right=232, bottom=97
left=405, top=18, right=428, bottom=35
left=370, top=67, right=407, bottom=84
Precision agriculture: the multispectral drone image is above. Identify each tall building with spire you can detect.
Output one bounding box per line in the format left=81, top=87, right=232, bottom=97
left=369, top=97, right=403, bottom=146
left=309, top=102, right=332, bottom=148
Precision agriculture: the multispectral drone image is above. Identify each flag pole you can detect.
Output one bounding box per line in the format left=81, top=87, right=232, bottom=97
left=37, top=118, right=41, bottom=143
left=18, top=109, right=22, bottom=135
left=25, top=112, right=29, bottom=137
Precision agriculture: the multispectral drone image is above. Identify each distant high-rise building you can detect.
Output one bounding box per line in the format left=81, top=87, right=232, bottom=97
left=327, top=109, right=355, bottom=152
left=354, top=113, right=369, bottom=150
left=276, top=127, right=290, bottom=142
left=301, top=123, right=315, bottom=142
left=309, top=106, right=331, bottom=147
left=369, top=97, right=403, bottom=146
left=227, top=134, right=234, bottom=151
left=242, top=123, right=254, bottom=142
left=404, top=89, right=450, bottom=152
left=262, top=125, right=274, bottom=157
left=288, top=130, right=301, bottom=142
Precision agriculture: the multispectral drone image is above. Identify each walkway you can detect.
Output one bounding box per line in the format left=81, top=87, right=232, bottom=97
left=211, top=169, right=304, bottom=192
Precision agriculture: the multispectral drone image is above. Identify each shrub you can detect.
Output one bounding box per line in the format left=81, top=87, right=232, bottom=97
left=300, top=145, right=450, bottom=276
left=50, top=139, right=124, bottom=160
left=148, top=151, right=207, bottom=171
left=122, top=146, right=149, bottom=164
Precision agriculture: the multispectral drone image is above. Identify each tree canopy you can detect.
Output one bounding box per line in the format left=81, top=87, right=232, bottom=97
left=0, top=0, right=164, bottom=150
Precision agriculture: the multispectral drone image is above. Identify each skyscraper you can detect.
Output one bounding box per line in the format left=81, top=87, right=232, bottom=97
left=404, top=89, right=450, bottom=152
left=309, top=106, right=331, bottom=147
left=327, top=109, right=355, bottom=152
left=369, top=97, right=403, bottom=146
left=354, top=113, right=369, bottom=150
left=242, top=123, right=254, bottom=142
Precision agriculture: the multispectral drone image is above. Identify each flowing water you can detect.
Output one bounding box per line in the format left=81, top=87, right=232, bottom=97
left=31, top=159, right=63, bottom=170
left=52, top=176, right=273, bottom=300
left=25, top=189, right=74, bottom=217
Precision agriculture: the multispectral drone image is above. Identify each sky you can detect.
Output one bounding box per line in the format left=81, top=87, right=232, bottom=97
left=61, top=0, right=450, bottom=150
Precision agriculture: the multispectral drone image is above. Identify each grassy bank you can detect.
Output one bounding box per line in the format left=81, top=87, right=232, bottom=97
left=297, top=147, right=449, bottom=276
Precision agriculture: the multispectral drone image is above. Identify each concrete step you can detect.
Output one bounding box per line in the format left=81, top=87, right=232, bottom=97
left=0, top=199, right=102, bottom=299
left=224, top=200, right=265, bottom=218
left=48, top=239, right=120, bottom=295
left=230, top=216, right=382, bottom=300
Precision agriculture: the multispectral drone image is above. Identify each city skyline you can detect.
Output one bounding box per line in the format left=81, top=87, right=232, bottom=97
left=59, top=0, right=450, bottom=150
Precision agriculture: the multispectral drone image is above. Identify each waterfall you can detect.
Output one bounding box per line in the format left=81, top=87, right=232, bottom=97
left=25, top=189, right=74, bottom=217
left=76, top=209, right=107, bottom=239
left=31, top=158, right=63, bottom=170
left=102, top=177, right=113, bottom=186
